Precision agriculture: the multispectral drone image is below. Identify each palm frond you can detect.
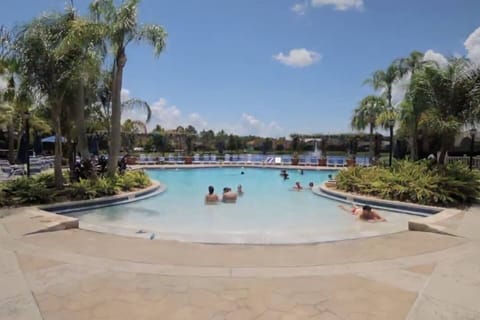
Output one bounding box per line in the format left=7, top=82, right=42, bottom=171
left=121, top=98, right=151, bottom=123
left=137, top=24, right=167, bottom=57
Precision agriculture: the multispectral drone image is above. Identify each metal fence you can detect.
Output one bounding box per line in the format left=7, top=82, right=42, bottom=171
left=447, top=155, right=480, bottom=169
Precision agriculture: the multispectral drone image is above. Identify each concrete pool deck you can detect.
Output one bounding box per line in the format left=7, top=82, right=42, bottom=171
left=1, top=205, right=480, bottom=319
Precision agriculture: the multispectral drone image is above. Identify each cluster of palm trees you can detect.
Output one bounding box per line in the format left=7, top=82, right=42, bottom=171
left=352, top=51, right=480, bottom=164
left=0, top=0, right=166, bottom=188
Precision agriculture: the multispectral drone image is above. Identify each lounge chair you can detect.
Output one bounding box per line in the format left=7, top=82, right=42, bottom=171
left=193, top=154, right=201, bottom=164
left=274, top=157, right=282, bottom=165
left=264, top=156, right=274, bottom=165
left=327, top=157, right=337, bottom=167
left=0, top=163, right=24, bottom=181
left=223, top=154, right=231, bottom=164
left=209, top=154, right=218, bottom=164
left=166, top=154, right=176, bottom=164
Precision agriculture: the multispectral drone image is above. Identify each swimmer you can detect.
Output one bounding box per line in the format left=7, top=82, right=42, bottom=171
left=292, top=181, right=303, bottom=191
left=205, top=185, right=220, bottom=204
left=222, top=187, right=238, bottom=203
left=241, top=171, right=245, bottom=175
left=237, top=184, right=244, bottom=195
left=308, top=182, right=314, bottom=189
left=280, top=169, right=289, bottom=180
left=338, top=204, right=386, bottom=222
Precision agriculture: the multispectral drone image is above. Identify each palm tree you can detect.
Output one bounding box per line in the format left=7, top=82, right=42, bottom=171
left=364, top=63, right=401, bottom=110
left=90, top=0, right=167, bottom=176
left=351, top=95, right=387, bottom=161
left=410, top=58, right=480, bottom=164
left=15, top=12, right=84, bottom=187
left=396, top=51, right=432, bottom=160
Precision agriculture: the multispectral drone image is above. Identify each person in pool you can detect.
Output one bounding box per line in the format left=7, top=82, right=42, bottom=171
left=339, top=204, right=386, bottom=222
left=308, top=182, right=314, bottom=189
left=292, top=181, right=303, bottom=191
left=280, top=170, right=289, bottom=180
left=237, top=184, right=244, bottom=195
left=205, top=185, right=219, bottom=204
left=222, top=187, right=238, bottom=203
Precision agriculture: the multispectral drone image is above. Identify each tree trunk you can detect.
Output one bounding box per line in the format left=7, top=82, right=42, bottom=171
left=107, top=51, right=126, bottom=177
left=369, top=124, right=374, bottom=162
left=74, top=83, right=90, bottom=158
left=7, top=122, right=15, bottom=164
left=410, top=122, right=418, bottom=161
left=53, top=106, right=64, bottom=189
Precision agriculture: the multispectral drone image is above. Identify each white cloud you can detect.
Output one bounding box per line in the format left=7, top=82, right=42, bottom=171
left=311, top=0, right=364, bottom=11
left=120, top=88, right=131, bottom=102
left=391, top=73, right=411, bottom=107
left=187, top=113, right=208, bottom=131
left=122, top=96, right=210, bottom=132
left=464, top=26, right=480, bottom=64
left=119, top=90, right=283, bottom=137
left=422, top=49, right=448, bottom=68
left=291, top=2, right=308, bottom=15
left=273, top=48, right=321, bottom=67
left=233, top=113, right=285, bottom=137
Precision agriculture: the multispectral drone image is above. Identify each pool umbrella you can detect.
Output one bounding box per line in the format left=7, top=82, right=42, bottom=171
left=16, top=133, right=28, bottom=164
left=41, top=135, right=66, bottom=143
left=88, top=135, right=99, bottom=155
left=33, top=133, right=43, bottom=155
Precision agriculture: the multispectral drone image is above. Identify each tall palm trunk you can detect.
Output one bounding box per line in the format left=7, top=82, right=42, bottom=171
left=369, top=123, right=374, bottom=161
left=74, top=83, right=89, bottom=158
left=7, top=122, right=15, bottom=164
left=53, top=104, right=64, bottom=188
left=410, top=122, right=418, bottom=161
left=107, top=51, right=126, bottom=176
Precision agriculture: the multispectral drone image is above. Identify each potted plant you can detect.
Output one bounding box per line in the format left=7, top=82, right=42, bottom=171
left=346, top=155, right=356, bottom=167
left=126, top=155, right=137, bottom=165
left=184, top=135, right=193, bottom=164
left=291, top=152, right=299, bottom=165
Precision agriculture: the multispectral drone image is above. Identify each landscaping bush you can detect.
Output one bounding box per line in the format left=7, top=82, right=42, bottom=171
left=335, top=160, right=480, bottom=206
left=2, top=176, right=54, bottom=205
left=0, top=170, right=152, bottom=207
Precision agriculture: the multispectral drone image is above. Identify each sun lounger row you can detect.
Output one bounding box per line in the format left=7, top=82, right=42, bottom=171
left=134, top=154, right=371, bottom=167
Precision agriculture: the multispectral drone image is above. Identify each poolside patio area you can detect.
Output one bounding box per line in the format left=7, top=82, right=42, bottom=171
left=1, top=204, right=480, bottom=320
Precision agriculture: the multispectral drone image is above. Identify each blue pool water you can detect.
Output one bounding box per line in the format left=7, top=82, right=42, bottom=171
left=75, top=167, right=412, bottom=243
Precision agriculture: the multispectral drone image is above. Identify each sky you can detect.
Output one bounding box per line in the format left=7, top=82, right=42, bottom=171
left=1, top=0, right=480, bottom=137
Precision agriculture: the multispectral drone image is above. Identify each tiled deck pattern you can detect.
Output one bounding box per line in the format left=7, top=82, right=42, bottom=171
left=1, top=205, right=479, bottom=320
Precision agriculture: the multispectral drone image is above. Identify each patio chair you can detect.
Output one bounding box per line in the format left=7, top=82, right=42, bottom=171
left=210, top=154, right=218, bottom=164
left=137, top=154, right=148, bottom=165
left=166, top=154, right=176, bottom=164
left=223, top=153, right=231, bottom=164
left=264, top=156, right=274, bottom=165
left=327, top=157, right=337, bottom=167
left=274, top=157, right=282, bottom=165
left=0, top=163, right=24, bottom=181
left=193, top=154, right=201, bottom=164
left=246, top=154, right=253, bottom=165
left=201, top=154, right=210, bottom=164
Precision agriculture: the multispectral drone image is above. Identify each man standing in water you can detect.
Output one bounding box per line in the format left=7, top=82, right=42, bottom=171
left=205, top=185, right=220, bottom=204
left=338, top=204, right=386, bottom=222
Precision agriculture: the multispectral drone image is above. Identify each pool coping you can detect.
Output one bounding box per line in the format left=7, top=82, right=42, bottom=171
left=314, top=183, right=464, bottom=236
left=38, top=180, right=165, bottom=214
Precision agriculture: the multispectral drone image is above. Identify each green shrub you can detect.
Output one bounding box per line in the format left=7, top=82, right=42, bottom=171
left=68, top=179, right=97, bottom=200
left=2, top=176, right=54, bottom=205
left=128, top=170, right=151, bottom=188
left=335, top=160, right=480, bottom=206
left=93, top=177, right=119, bottom=196
left=0, top=170, right=152, bottom=207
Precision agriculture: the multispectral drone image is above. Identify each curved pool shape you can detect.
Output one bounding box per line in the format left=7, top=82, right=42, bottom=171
left=73, top=168, right=413, bottom=244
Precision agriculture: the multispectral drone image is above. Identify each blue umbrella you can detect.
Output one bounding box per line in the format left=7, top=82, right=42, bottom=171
left=41, top=135, right=66, bottom=143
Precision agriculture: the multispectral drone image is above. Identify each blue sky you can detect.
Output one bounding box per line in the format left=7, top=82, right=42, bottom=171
left=1, top=0, right=480, bottom=137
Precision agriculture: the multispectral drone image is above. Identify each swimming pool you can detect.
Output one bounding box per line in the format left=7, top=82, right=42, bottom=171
left=73, top=167, right=413, bottom=244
